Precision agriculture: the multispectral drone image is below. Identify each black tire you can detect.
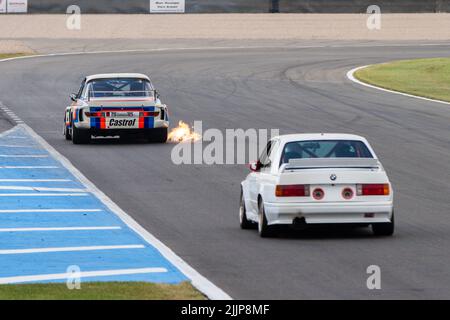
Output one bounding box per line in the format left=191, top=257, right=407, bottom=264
left=239, top=191, right=254, bottom=230
left=64, top=113, right=72, bottom=140
left=258, top=198, right=277, bottom=238
left=64, top=125, right=71, bottom=140
left=372, top=211, right=395, bottom=236
left=148, top=128, right=168, bottom=143
left=72, top=125, right=91, bottom=145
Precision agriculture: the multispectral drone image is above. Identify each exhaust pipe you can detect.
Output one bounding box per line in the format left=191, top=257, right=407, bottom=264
left=292, top=217, right=308, bottom=230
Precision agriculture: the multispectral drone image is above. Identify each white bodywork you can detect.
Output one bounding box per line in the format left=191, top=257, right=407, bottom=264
left=241, top=134, right=394, bottom=226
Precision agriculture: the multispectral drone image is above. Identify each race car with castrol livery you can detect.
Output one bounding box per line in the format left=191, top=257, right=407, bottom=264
left=64, top=73, right=169, bottom=144
left=240, top=133, right=394, bottom=237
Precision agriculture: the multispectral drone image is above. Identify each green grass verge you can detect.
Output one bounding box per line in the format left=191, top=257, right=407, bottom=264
left=0, top=282, right=205, bottom=300
left=354, top=57, right=450, bottom=102
left=0, top=53, right=30, bottom=60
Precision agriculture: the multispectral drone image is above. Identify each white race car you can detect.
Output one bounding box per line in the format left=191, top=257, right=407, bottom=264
left=64, top=73, right=169, bottom=144
left=240, top=134, right=394, bottom=237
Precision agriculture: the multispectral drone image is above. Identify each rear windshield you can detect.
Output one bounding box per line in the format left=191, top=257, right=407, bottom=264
left=280, top=140, right=373, bottom=165
left=85, top=78, right=154, bottom=98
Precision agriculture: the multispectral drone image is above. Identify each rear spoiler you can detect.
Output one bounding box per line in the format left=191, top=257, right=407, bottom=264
left=88, top=97, right=155, bottom=107
left=281, top=158, right=381, bottom=172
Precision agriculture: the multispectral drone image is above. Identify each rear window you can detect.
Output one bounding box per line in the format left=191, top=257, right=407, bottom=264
left=280, top=140, right=373, bottom=165
left=85, top=78, right=154, bottom=98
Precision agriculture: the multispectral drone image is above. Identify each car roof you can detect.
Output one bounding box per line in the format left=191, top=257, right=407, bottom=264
left=86, top=73, right=151, bottom=82
left=273, top=133, right=370, bottom=144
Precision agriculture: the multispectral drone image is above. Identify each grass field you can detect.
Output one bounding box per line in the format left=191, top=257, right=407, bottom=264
left=0, top=282, right=205, bottom=300
left=354, top=57, right=450, bottom=102
left=0, top=53, right=30, bottom=60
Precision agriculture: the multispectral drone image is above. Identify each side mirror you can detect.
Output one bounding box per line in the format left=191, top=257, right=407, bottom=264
left=248, top=161, right=261, bottom=172
left=70, top=93, right=77, bottom=102
left=154, top=90, right=160, bottom=100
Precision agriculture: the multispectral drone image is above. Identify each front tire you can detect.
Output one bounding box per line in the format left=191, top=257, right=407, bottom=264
left=258, top=198, right=277, bottom=238
left=72, top=125, right=91, bottom=145
left=239, top=191, right=254, bottom=230
left=372, top=211, right=395, bottom=236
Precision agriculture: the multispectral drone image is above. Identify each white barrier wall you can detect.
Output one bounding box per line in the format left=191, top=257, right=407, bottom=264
left=7, top=0, right=28, bottom=13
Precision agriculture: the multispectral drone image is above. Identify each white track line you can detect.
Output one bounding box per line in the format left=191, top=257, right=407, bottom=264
left=0, top=166, right=58, bottom=169
left=0, top=145, right=39, bottom=148
left=0, top=244, right=145, bottom=255
left=0, top=126, right=23, bottom=138
left=1, top=42, right=450, bottom=65
left=0, top=226, right=121, bottom=232
left=347, top=65, right=450, bottom=106
left=0, top=179, right=71, bottom=182
left=0, top=193, right=88, bottom=197
left=0, top=186, right=87, bottom=192
left=0, top=103, right=23, bottom=124
left=0, top=155, right=48, bottom=158
left=0, top=209, right=102, bottom=213
left=0, top=267, right=168, bottom=284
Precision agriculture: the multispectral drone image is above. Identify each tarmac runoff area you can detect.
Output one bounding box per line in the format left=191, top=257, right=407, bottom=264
left=0, top=125, right=187, bottom=285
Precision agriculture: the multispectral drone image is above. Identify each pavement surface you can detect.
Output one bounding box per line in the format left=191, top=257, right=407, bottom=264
left=1, top=42, right=450, bottom=299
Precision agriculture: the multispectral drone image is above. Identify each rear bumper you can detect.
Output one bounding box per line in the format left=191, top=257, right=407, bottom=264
left=75, top=119, right=168, bottom=136
left=264, top=201, right=393, bottom=225
left=75, top=119, right=169, bottom=131
left=89, top=127, right=167, bottom=137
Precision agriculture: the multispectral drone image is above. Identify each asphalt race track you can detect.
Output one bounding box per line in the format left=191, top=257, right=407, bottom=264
left=1, top=43, right=450, bottom=299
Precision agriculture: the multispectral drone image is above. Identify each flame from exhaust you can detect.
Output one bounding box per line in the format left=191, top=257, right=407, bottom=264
left=168, top=121, right=202, bottom=143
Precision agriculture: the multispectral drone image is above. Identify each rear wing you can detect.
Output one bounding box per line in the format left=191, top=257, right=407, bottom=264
left=87, top=91, right=155, bottom=102
left=280, top=158, right=381, bottom=172
left=87, top=96, right=155, bottom=108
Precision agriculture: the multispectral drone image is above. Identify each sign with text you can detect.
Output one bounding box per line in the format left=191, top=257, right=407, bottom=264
left=0, top=0, right=6, bottom=13
left=150, top=0, right=185, bottom=13
left=7, top=0, right=27, bottom=13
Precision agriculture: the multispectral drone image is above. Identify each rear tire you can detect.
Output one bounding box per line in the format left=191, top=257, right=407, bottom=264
left=64, top=126, right=71, bottom=140
left=148, top=128, right=168, bottom=143
left=72, top=125, right=91, bottom=145
left=239, top=191, right=254, bottom=230
left=258, top=199, right=277, bottom=238
left=372, top=211, right=395, bottom=236
left=64, top=113, right=72, bottom=141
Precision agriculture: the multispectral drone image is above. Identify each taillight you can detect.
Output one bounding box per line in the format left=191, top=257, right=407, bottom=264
left=357, top=184, right=390, bottom=196
left=139, top=111, right=160, bottom=117
left=312, top=188, right=325, bottom=200
left=276, top=185, right=310, bottom=197
left=84, top=112, right=105, bottom=117
left=342, top=188, right=354, bottom=200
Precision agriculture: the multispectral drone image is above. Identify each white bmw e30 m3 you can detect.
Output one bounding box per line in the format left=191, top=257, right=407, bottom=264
left=64, top=73, right=169, bottom=144
left=240, top=134, right=394, bottom=237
